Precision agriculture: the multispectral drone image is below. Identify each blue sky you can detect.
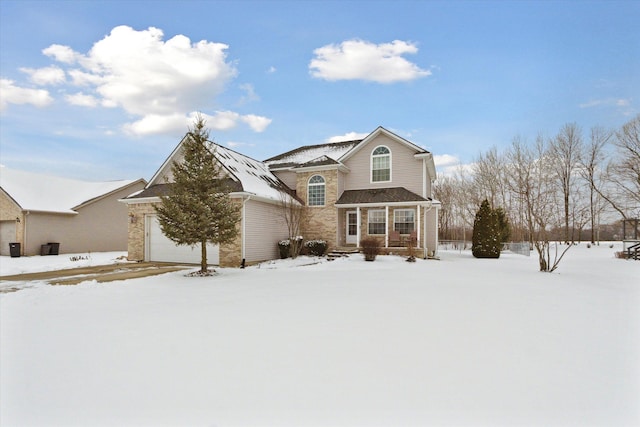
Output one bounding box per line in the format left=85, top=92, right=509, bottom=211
left=1, top=0, right=638, bottom=181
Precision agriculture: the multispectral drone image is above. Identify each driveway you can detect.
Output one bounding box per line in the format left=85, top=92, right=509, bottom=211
left=0, top=262, right=193, bottom=293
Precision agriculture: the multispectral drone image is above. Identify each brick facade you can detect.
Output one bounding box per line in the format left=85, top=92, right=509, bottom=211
left=296, top=169, right=339, bottom=250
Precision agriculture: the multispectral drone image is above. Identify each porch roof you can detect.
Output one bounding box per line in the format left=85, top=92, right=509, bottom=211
left=335, top=187, right=430, bottom=206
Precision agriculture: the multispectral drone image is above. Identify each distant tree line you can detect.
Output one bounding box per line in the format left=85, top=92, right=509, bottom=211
left=435, top=114, right=640, bottom=246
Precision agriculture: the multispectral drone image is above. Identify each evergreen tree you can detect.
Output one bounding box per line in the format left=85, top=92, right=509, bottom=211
left=472, top=199, right=501, bottom=258
left=155, top=115, right=241, bottom=274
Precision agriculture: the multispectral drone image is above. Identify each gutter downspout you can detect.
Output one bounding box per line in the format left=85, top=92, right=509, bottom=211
left=422, top=202, right=433, bottom=258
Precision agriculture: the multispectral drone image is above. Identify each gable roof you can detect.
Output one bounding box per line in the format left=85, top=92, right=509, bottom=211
left=264, top=139, right=361, bottom=169
left=0, top=167, right=143, bottom=214
left=145, top=135, right=292, bottom=203
left=264, top=126, right=431, bottom=171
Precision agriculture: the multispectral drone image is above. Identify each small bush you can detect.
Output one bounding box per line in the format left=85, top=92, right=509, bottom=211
left=305, top=239, right=327, bottom=256
left=360, top=237, right=381, bottom=261
left=277, top=240, right=290, bottom=259
left=615, top=251, right=627, bottom=259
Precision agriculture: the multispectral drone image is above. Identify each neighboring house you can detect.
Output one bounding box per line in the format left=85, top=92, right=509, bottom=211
left=122, top=126, right=440, bottom=267
left=0, top=167, right=146, bottom=256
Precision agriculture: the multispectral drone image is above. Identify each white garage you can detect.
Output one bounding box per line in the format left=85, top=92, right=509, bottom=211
left=145, top=215, right=219, bottom=265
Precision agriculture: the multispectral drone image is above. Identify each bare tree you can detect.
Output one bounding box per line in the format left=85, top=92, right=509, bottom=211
left=506, top=136, right=571, bottom=272
left=278, top=190, right=307, bottom=258
left=579, top=126, right=613, bottom=243
left=609, top=114, right=640, bottom=217
left=549, top=123, right=582, bottom=243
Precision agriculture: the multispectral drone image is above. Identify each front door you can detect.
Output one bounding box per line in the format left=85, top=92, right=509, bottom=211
left=346, top=211, right=357, bottom=245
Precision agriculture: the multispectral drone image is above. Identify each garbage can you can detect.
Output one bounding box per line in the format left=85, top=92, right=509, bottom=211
left=48, top=242, right=60, bottom=255
left=9, top=242, right=21, bottom=258
left=41, top=244, right=52, bottom=256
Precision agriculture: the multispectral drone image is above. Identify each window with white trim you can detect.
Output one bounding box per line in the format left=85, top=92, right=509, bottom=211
left=307, top=175, right=325, bottom=206
left=371, top=146, right=391, bottom=182
left=394, top=209, right=415, bottom=234
left=368, top=210, right=386, bottom=235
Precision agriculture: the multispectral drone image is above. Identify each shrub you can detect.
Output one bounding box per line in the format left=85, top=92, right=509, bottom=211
left=472, top=199, right=501, bottom=259
left=360, top=237, right=381, bottom=261
left=305, top=239, right=328, bottom=256
left=277, top=240, right=290, bottom=259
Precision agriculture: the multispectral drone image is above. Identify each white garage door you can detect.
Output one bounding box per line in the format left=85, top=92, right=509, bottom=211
left=0, top=221, right=17, bottom=256
left=146, top=215, right=219, bottom=265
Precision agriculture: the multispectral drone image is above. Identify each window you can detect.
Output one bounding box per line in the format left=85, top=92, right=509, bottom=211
left=368, top=210, right=386, bottom=235
left=394, top=209, right=415, bottom=234
left=371, top=146, right=391, bottom=182
left=308, top=175, right=325, bottom=206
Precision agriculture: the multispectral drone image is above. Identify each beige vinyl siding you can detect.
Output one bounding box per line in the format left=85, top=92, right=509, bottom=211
left=22, top=184, right=142, bottom=255
left=343, top=134, right=423, bottom=195
left=424, top=206, right=438, bottom=255
left=272, top=170, right=297, bottom=191
left=244, top=199, right=288, bottom=263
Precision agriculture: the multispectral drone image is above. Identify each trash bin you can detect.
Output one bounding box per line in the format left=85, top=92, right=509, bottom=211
left=41, top=244, right=52, bottom=256
left=9, top=242, right=21, bottom=258
left=48, top=242, right=60, bottom=255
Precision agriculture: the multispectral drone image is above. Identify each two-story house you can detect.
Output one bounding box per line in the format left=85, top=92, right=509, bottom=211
left=122, top=126, right=440, bottom=267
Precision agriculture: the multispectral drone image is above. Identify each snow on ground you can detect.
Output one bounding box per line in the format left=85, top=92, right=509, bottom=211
left=0, top=251, right=128, bottom=276
left=1, top=243, right=639, bottom=426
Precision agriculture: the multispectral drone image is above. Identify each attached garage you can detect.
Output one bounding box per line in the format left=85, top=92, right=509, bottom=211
left=0, top=220, right=17, bottom=256
left=145, top=215, right=219, bottom=265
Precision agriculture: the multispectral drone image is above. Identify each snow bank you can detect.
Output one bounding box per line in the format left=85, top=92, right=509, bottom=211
left=0, top=251, right=127, bottom=276
left=1, top=243, right=638, bottom=426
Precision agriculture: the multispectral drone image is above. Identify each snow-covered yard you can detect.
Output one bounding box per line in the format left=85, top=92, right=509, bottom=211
left=1, top=244, right=639, bottom=426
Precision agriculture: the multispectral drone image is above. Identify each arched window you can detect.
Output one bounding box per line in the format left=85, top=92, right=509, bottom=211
left=308, top=175, right=325, bottom=206
left=371, top=146, right=391, bottom=182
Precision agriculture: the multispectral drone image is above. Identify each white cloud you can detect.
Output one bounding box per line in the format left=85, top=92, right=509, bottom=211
left=241, top=114, right=271, bottom=132
left=326, top=131, right=369, bottom=143
left=123, top=113, right=188, bottom=136
left=20, top=66, right=66, bottom=85
left=238, top=83, right=259, bottom=104
left=38, top=25, right=275, bottom=136
left=579, top=97, right=632, bottom=109
left=42, top=44, right=80, bottom=64
left=0, top=78, right=53, bottom=111
left=433, top=154, right=460, bottom=168
left=267, top=66, right=277, bottom=73
left=309, top=39, right=431, bottom=83
left=65, top=92, right=99, bottom=107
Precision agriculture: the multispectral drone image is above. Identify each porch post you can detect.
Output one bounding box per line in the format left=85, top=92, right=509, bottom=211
left=416, top=204, right=421, bottom=248
left=356, top=207, right=361, bottom=247
left=385, top=205, right=389, bottom=248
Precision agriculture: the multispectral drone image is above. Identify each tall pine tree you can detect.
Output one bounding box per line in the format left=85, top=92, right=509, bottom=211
left=472, top=199, right=502, bottom=258
left=155, top=115, right=241, bottom=274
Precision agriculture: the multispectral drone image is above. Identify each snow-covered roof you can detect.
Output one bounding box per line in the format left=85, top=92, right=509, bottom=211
left=264, top=139, right=362, bottom=169
left=0, top=167, right=139, bottom=214
left=213, top=143, right=290, bottom=202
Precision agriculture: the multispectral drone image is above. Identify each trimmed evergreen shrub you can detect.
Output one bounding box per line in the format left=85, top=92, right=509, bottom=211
left=360, top=237, right=381, bottom=261
left=304, top=240, right=328, bottom=256
left=472, top=199, right=501, bottom=258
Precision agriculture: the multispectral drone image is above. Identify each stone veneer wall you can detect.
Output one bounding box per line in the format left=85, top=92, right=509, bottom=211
left=296, top=169, right=338, bottom=250
left=127, top=202, right=157, bottom=261
left=126, top=199, right=243, bottom=268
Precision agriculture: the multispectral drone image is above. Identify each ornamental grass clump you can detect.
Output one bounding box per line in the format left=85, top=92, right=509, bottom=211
left=360, top=237, right=381, bottom=261
left=304, top=239, right=328, bottom=256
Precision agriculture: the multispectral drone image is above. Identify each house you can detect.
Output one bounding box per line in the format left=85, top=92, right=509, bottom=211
left=0, top=167, right=146, bottom=256
left=122, top=126, right=440, bottom=267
